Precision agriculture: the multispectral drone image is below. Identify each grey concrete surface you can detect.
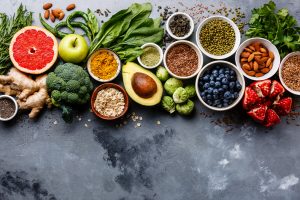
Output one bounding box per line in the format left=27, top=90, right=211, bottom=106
left=0, top=0, right=300, bottom=199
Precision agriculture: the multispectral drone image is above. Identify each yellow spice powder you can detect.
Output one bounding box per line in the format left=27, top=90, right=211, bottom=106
left=91, top=51, right=118, bottom=80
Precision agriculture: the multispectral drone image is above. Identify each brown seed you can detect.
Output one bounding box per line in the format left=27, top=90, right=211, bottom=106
left=249, top=61, right=253, bottom=70
left=59, top=12, right=65, bottom=20
left=255, top=73, right=264, bottom=77
left=244, top=48, right=253, bottom=53
left=242, top=63, right=251, bottom=71
left=266, top=58, right=272, bottom=67
left=52, top=9, right=63, bottom=18
left=66, top=4, right=76, bottom=11
left=241, top=58, right=248, bottom=62
left=261, top=68, right=270, bottom=74
left=50, top=12, right=55, bottom=22
left=246, top=71, right=256, bottom=76
left=44, top=10, right=50, bottom=19
left=253, top=61, right=259, bottom=72
left=269, top=51, right=274, bottom=60
left=248, top=53, right=255, bottom=62
left=253, top=51, right=262, bottom=55
left=259, top=63, right=266, bottom=69
left=269, top=62, right=273, bottom=70
left=260, top=57, right=269, bottom=63
left=254, top=56, right=261, bottom=63
left=262, top=53, right=269, bottom=57
left=43, top=3, right=52, bottom=10
left=249, top=45, right=256, bottom=51
left=260, top=48, right=267, bottom=53
left=241, top=52, right=250, bottom=58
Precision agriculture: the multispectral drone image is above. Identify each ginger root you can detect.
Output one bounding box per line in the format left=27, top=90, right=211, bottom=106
left=0, top=68, right=51, bottom=119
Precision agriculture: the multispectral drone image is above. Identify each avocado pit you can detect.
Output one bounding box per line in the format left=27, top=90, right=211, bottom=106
left=132, top=72, right=157, bottom=98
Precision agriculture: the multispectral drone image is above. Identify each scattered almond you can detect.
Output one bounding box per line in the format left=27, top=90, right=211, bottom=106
left=52, top=9, right=63, bottom=18
left=59, top=12, right=65, bottom=20
left=43, top=3, right=52, bottom=10
left=66, top=4, right=76, bottom=11
left=50, top=12, right=55, bottom=22
left=44, top=10, right=50, bottom=19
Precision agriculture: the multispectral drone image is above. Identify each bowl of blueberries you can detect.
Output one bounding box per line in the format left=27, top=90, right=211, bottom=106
left=195, top=60, right=245, bottom=111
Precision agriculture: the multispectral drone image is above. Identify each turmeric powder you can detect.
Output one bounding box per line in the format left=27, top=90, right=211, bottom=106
left=90, top=51, right=118, bottom=80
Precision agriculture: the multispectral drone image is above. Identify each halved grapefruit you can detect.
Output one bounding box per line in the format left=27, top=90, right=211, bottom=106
left=9, top=26, right=58, bottom=74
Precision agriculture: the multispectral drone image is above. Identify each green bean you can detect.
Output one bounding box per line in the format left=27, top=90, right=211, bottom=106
left=66, top=11, right=89, bottom=33
left=55, top=21, right=92, bottom=41
left=39, top=13, right=66, bottom=38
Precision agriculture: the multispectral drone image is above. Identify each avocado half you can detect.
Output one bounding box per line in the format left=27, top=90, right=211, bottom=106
left=122, top=62, right=163, bottom=106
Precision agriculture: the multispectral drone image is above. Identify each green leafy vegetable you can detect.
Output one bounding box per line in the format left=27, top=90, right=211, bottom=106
left=0, top=5, right=33, bottom=75
left=246, top=1, right=300, bottom=58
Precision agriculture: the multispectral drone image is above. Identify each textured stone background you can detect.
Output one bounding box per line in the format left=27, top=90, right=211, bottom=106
left=0, top=0, right=300, bottom=199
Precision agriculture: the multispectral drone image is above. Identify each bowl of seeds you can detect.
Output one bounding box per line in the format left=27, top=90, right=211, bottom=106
left=279, top=52, right=300, bottom=95
left=91, top=83, right=129, bottom=120
left=166, top=12, right=194, bottom=40
left=196, top=15, right=241, bottom=60
left=137, top=43, right=163, bottom=69
left=0, top=95, right=18, bottom=121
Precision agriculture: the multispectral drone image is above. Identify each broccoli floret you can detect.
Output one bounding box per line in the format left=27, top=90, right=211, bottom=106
left=46, top=63, right=93, bottom=123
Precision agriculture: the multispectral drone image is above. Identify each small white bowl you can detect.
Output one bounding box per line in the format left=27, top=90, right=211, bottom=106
left=166, top=12, right=194, bottom=40
left=279, top=51, right=300, bottom=95
left=195, top=60, right=245, bottom=111
left=137, top=43, right=163, bottom=69
left=235, top=37, right=280, bottom=81
left=163, top=40, right=203, bottom=80
left=0, top=95, right=18, bottom=121
left=87, top=48, right=121, bottom=82
left=196, top=15, right=241, bottom=60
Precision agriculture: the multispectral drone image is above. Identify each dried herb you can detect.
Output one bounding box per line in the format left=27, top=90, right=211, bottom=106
left=169, top=14, right=190, bottom=37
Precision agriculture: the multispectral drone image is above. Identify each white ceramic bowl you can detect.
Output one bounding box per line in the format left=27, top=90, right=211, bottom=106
left=87, top=48, right=121, bottom=82
left=163, top=40, right=203, bottom=80
left=279, top=51, right=300, bottom=95
left=195, top=60, right=245, bottom=111
left=0, top=95, right=18, bottom=121
left=235, top=37, right=280, bottom=81
left=196, top=15, right=241, bottom=60
left=166, top=12, right=194, bottom=40
left=137, top=43, right=163, bottom=69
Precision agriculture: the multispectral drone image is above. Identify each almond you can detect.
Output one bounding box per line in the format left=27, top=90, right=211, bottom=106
left=241, top=58, right=248, bottom=62
left=259, top=63, right=266, bottom=69
left=253, top=61, right=259, bottom=72
left=249, top=45, right=256, bottom=51
left=248, top=53, right=255, bottom=62
left=262, top=52, right=269, bottom=57
left=260, top=57, right=269, bottom=63
left=59, top=12, right=65, bottom=20
left=253, top=42, right=261, bottom=51
left=249, top=61, right=253, bottom=70
left=255, top=73, right=264, bottom=77
left=242, top=63, right=251, bottom=71
left=269, top=62, right=273, bottom=70
left=50, top=12, right=55, bottom=22
left=246, top=71, right=256, bottom=76
left=269, top=51, right=274, bottom=60
left=266, top=58, right=272, bottom=67
left=244, top=48, right=253, bottom=53
left=261, top=68, right=270, bottom=74
left=43, top=3, right=52, bottom=10
left=44, top=10, right=50, bottom=19
left=260, top=47, right=267, bottom=53
left=241, top=52, right=251, bottom=58
left=253, top=51, right=262, bottom=55
left=52, top=9, right=63, bottom=18
left=66, top=4, right=76, bottom=11
left=254, top=56, right=261, bottom=63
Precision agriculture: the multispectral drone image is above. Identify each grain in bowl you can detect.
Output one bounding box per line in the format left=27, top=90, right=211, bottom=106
left=281, top=54, right=300, bottom=92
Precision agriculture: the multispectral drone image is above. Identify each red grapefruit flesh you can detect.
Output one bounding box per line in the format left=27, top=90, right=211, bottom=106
left=9, top=26, right=58, bottom=74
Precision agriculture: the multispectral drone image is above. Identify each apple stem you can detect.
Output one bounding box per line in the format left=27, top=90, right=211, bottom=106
left=73, top=38, right=78, bottom=48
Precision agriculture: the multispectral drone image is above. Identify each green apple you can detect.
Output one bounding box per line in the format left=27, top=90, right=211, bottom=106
left=58, top=34, right=89, bottom=63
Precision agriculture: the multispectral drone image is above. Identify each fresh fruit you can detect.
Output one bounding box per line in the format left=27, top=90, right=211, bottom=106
left=122, top=62, right=163, bottom=106
left=273, top=97, right=292, bottom=116
left=58, top=34, right=88, bottom=64
left=263, top=109, right=280, bottom=128
left=243, top=79, right=292, bottom=127
left=9, top=26, right=58, bottom=74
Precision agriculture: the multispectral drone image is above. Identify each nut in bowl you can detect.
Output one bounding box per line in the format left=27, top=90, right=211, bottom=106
left=195, top=61, right=245, bottom=111
left=235, top=38, right=280, bottom=81
left=163, top=40, right=203, bottom=79
left=166, top=12, right=194, bottom=40
left=137, top=43, right=163, bottom=69
left=91, top=83, right=129, bottom=120
left=196, top=15, right=241, bottom=60
left=87, top=49, right=122, bottom=82
left=279, top=51, right=300, bottom=95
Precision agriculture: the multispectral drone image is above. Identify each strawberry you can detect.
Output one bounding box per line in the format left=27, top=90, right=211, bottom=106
left=269, top=80, right=285, bottom=99
left=263, top=109, right=281, bottom=127
left=250, top=80, right=271, bottom=97
left=273, top=97, right=293, bottom=116
left=248, top=105, right=268, bottom=123
left=243, top=87, right=261, bottom=110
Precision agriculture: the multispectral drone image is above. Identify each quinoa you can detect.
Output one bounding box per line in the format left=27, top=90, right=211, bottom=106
left=282, top=55, right=300, bottom=91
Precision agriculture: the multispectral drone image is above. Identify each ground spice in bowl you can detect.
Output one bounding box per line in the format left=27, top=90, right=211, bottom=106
left=166, top=43, right=198, bottom=77
left=140, top=46, right=160, bottom=67
left=0, top=97, right=16, bottom=120
left=282, top=54, right=300, bottom=92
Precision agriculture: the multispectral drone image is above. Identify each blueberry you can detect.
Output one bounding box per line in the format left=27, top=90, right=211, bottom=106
left=224, top=91, right=231, bottom=99
left=225, top=70, right=230, bottom=74
left=215, top=81, right=221, bottom=88
left=206, top=94, right=212, bottom=100
left=214, top=99, right=221, bottom=105
left=230, top=69, right=235, bottom=76
left=207, top=100, right=213, bottom=106
left=230, top=75, right=236, bottom=81
left=213, top=94, right=218, bottom=100
left=234, top=92, right=239, bottom=99
left=213, top=89, right=219, bottom=95
left=217, top=104, right=223, bottom=108
left=207, top=87, right=213, bottom=94
left=224, top=74, right=230, bottom=79
left=203, top=75, right=210, bottom=82
left=223, top=102, right=229, bottom=107
left=216, top=77, right=221, bottom=81
left=204, top=83, right=210, bottom=89
left=223, top=99, right=229, bottom=103
left=215, top=65, right=221, bottom=69
left=218, top=68, right=224, bottom=74
left=200, top=91, right=206, bottom=97
left=212, top=69, right=219, bottom=75
left=221, top=78, right=229, bottom=85
left=210, top=81, right=215, bottom=86
left=218, top=88, right=225, bottom=93
left=235, top=81, right=242, bottom=91
left=222, top=85, right=229, bottom=90
left=219, top=74, right=225, bottom=79
left=229, top=81, right=236, bottom=89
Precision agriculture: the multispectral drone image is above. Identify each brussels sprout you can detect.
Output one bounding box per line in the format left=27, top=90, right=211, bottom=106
left=176, top=100, right=194, bottom=115
left=156, top=66, right=169, bottom=82
left=173, top=87, right=188, bottom=104
left=161, top=96, right=175, bottom=114
left=164, top=78, right=183, bottom=95
left=185, top=85, right=196, bottom=98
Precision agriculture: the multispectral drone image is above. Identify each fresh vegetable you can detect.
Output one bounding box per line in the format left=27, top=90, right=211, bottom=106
left=173, top=87, right=188, bottom=104
left=184, top=85, right=196, bottom=98
left=156, top=66, right=169, bottom=82
left=161, top=96, right=175, bottom=114
left=0, top=68, right=51, bottom=119
left=164, top=78, right=183, bottom=96
left=243, top=79, right=292, bottom=127
left=89, top=3, right=164, bottom=62
left=46, top=63, right=93, bottom=123
left=0, top=5, right=33, bottom=75
left=176, top=99, right=194, bottom=115
left=246, top=1, right=300, bottom=58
